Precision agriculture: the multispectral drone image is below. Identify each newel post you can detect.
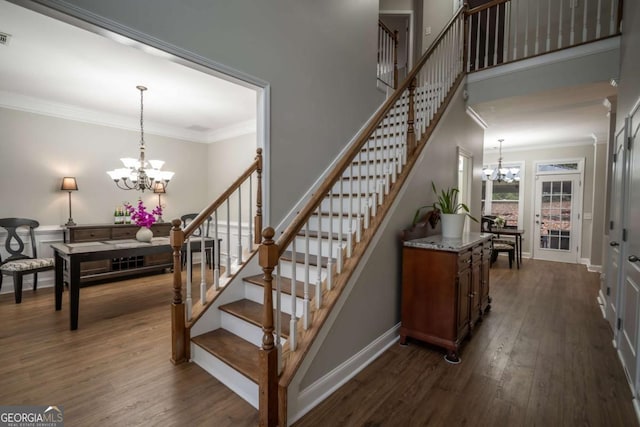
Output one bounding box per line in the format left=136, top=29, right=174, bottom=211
left=169, top=219, right=187, bottom=364
left=255, top=148, right=263, bottom=245
left=258, top=227, right=278, bottom=426
left=407, top=77, right=417, bottom=154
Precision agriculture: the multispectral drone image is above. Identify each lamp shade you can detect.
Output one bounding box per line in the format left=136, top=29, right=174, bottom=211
left=153, top=181, right=166, bottom=194
left=60, top=177, right=78, bottom=191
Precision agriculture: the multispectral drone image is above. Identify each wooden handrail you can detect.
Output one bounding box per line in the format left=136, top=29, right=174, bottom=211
left=466, top=0, right=510, bottom=16
left=274, top=8, right=466, bottom=256
left=169, top=147, right=262, bottom=365
left=183, top=148, right=262, bottom=239
left=378, top=19, right=396, bottom=40
left=258, top=10, right=467, bottom=424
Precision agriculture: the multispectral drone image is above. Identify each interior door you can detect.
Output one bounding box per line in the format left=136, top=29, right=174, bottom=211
left=619, top=105, right=640, bottom=389
left=606, top=125, right=627, bottom=334
left=533, top=174, right=581, bottom=263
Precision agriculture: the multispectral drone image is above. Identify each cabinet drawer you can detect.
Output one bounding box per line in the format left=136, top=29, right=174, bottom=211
left=71, top=228, right=112, bottom=242
left=80, top=260, right=110, bottom=275
left=145, top=252, right=172, bottom=266
left=112, top=227, right=138, bottom=239
left=458, top=250, right=472, bottom=271
left=151, top=223, right=171, bottom=237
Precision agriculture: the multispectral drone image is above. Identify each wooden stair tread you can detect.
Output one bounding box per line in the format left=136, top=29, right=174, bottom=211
left=244, top=274, right=316, bottom=299
left=220, top=299, right=292, bottom=338
left=191, top=329, right=259, bottom=383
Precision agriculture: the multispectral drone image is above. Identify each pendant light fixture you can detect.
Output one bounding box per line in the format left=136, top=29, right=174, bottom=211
left=107, top=85, right=174, bottom=192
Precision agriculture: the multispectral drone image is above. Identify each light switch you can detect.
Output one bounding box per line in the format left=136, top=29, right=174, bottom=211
left=425, top=27, right=432, bottom=36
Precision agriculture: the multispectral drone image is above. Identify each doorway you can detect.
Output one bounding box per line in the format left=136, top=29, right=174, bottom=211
left=532, top=163, right=583, bottom=263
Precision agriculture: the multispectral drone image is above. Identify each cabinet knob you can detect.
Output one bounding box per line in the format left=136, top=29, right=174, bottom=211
left=610, top=241, right=620, bottom=247
left=629, top=255, right=640, bottom=263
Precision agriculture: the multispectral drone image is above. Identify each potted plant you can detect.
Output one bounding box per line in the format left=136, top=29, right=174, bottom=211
left=430, top=182, right=477, bottom=239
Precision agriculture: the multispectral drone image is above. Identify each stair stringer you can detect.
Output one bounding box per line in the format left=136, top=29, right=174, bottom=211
left=284, top=81, right=470, bottom=424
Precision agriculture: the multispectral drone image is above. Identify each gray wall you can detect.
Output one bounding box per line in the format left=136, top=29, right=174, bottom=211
left=31, top=0, right=385, bottom=227
left=616, top=0, right=640, bottom=128
left=207, top=133, right=256, bottom=201
left=0, top=107, right=208, bottom=225
left=300, top=83, right=484, bottom=388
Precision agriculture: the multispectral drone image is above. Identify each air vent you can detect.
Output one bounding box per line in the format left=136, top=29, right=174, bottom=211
left=0, top=32, right=11, bottom=46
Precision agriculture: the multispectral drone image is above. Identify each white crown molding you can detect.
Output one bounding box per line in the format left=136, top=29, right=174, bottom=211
left=485, top=138, right=601, bottom=155
left=0, top=90, right=257, bottom=144
left=206, top=119, right=256, bottom=143
left=466, top=105, right=488, bottom=129
left=467, top=36, right=621, bottom=84
left=0, top=90, right=210, bottom=142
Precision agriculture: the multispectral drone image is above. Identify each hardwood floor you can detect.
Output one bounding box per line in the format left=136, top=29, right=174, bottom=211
left=1, top=260, right=637, bottom=426
left=0, top=269, right=258, bottom=427
left=294, top=260, right=639, bottom=426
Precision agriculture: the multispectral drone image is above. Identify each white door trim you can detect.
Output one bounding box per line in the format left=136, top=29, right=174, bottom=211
left=531, top=158, right=585, bottom=263
left=379, top=9, right=415, bottom=72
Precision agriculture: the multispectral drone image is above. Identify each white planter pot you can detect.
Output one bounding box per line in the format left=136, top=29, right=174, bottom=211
left=136, top=227, right=153, bottom=242
left=441, top=213, right=466, bottom=239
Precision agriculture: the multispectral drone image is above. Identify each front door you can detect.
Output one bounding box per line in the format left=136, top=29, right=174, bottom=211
left=533, top=174, right=581, bottom=263
left=606, top=125, right=627, bottom=334
left=619, top=104, right=640, bottom=389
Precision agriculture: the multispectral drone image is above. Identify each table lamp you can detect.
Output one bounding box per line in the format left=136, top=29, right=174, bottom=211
left=60, top=177, right=78, bottom=226
left=153, top=181, right=166, bottom=222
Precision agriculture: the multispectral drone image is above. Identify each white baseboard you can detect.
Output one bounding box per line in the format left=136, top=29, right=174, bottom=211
left=596, top=292, right=607, bottom=318
left=580, top=258, right=602, bottom=272
left=290, top=323, right=400, bottom=425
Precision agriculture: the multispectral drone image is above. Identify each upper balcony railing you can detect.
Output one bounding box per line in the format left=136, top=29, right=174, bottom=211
left=378, top=19, right=399, bottom=89
left=466, top=0, right=622, bottom=72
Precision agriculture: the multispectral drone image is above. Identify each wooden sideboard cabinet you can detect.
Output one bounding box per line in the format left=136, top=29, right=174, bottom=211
left=400, top=233, right=492, bottom=363
left=64, top=223, right=172, bottom=284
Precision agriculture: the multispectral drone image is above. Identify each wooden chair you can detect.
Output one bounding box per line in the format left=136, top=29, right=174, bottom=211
left=491, top=240, right=515, bottom=269
left=0, top=218, right=54, bottom=303
left=482, top=216, right=515, bottom=268
left=181, top=213, right=213, bottom=267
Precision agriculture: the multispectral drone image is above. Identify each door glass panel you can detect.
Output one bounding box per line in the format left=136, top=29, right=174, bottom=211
left=539, top=179, right=572, bottom=251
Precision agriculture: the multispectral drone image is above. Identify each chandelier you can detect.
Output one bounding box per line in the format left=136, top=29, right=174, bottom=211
left=107, top=85, right=174, bottom=192
left=483, top=139, right=519, bottom=183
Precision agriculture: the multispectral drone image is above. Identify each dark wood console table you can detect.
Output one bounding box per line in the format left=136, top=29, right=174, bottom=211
left=400, top=233, right=492, bottom=363
left=51, top=237, right=214, bottom=330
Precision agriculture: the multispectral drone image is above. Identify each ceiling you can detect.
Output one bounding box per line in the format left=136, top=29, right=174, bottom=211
left=0, top=1, right=256, bottom=144
left=471, top=81, right=616, bottom=153
left=0, top=1, right=615, bottom=152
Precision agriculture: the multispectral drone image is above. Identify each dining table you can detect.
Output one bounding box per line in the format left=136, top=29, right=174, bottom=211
left=490, top=227, right=524, bottom=268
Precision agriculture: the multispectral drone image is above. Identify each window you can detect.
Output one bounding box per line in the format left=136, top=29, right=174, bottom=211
left=482, top=162, right=524, bottom=227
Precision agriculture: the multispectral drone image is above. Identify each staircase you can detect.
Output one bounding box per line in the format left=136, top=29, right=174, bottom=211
left=165, top=1, right=623, bottom=425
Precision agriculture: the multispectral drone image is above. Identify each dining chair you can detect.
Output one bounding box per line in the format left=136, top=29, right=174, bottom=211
left=0, top=218, right=55, bottom=303
left=180, top=213, right=213, bottom=267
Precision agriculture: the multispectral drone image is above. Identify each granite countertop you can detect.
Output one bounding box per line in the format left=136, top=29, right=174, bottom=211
left=403, top=232, right=492, bottom=252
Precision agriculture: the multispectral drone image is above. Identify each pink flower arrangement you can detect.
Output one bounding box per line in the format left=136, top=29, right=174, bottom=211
left=124, top=199, right=163, bottom=228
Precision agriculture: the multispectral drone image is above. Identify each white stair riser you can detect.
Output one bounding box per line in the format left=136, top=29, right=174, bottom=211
left=355, top=147, right=400, bottom=163
left=278, top=259, right=328, bottom=283
left=334, top=178, right=386, bottom=194
left=346, top=161, right=401, bottom=177
left=291, top=235, right=345, bottom=259
left=244, top=281, right=307, bottom=316
left=191, top=344, right=259, bottom=409
left=308, top=215, right=360, bottom=234
left=321, top=196, right=376, bottom=214
left=220, top=310, right=286, bottom=347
